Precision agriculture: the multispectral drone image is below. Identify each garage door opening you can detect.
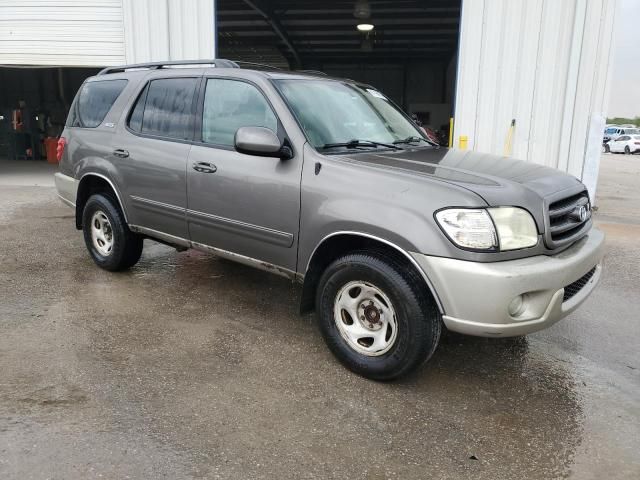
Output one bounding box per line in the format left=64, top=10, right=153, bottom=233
left=0, top=67, right=99, bottom=161
left=217, top=0, right=461, bottom=143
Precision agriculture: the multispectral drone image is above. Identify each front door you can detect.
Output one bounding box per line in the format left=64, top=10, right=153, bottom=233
left=114, top=76, right=199, bottom=239
left=610, top=136, right=626, bottom=153
left=186, top=77, right=302, bottom=272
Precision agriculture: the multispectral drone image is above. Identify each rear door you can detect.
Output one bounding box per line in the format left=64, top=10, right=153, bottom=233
left=185, top=76, right=302, bottom=272
left=113, top=75, right=199, bottom=239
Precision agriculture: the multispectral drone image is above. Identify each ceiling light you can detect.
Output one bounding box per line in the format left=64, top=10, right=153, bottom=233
left=357, top=23, right=374, bottom=32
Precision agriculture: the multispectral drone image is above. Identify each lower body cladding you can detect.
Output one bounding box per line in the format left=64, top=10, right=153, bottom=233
left=411, top=229, right=605, bottom=337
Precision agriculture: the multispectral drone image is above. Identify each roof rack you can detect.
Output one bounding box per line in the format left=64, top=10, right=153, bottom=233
left=97, top=59, right=239, bottom=75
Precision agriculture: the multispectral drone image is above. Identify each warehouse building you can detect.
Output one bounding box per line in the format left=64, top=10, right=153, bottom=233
left=0, top=0, right=617, bottom=198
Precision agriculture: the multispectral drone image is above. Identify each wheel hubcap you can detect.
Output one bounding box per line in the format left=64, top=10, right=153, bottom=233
left=333, top=281, right=398, bottom=356
left=90, top=211, right=113, bottom=256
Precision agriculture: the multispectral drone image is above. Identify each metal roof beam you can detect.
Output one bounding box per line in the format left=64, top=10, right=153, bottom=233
left=218, top=27, right=459, bottom=36
left=241, top=0, right=301, bottom=68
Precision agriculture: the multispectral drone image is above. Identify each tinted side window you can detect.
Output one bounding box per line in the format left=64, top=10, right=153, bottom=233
left=140, top=78, right=198, bottom=140
left=67, top=79, right=127, bottom=128
left=202, top=79, right=277, bottom=146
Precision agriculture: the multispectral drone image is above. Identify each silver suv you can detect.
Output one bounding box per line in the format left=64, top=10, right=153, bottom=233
left=54, top=60, right=604, bottom=380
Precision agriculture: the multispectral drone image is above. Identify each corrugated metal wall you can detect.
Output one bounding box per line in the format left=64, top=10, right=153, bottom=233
left=0, top=0, right=216, bottom=66
left=453, top=0, right=618, bottom=199
left=122, top=0, right=215, bottom=63
left=0, top=0, right=126, bottom=66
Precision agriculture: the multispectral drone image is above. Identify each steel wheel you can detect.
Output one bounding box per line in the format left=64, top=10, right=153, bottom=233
left=90, top=210, right=113, bottom=256
left=333, top=280, right=398, bottom=356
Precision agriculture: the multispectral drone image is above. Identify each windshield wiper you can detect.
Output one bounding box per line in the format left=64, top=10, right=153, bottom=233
left=393, top=136, right=430, bottom=145
left=319, top=139, right=401, bottom=151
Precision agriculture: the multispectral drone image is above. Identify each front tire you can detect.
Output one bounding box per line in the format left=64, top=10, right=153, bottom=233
left=603, top=144, right=610, bottom=153
left=316, top=252, right=441, bottom=380
left=82, top=193, right=143, bottom=271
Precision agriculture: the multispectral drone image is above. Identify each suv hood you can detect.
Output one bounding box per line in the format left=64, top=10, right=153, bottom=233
left=339, top=146, right=585, bottom=207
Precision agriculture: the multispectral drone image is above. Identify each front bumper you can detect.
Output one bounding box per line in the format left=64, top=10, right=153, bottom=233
left=411, top=229, right=605, bottom=337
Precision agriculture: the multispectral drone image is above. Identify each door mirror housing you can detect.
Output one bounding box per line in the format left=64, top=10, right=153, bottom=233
left=234, top=126, right=291, bottom=159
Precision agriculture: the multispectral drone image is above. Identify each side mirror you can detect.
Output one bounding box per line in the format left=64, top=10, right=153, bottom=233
left=234, top=126, right=292, bottom=159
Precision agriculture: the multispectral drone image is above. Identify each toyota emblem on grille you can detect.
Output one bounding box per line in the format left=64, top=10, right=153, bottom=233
left=572, top=204, right=589, bottom=222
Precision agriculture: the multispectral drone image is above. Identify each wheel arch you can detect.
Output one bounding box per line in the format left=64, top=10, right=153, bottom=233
left=75, top=173, right=128, bottom=230
left=300, top=231, right=443, bottom=315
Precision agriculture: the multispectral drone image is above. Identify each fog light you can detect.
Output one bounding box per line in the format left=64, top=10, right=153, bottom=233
left=508, top=295, right=526, bottom=317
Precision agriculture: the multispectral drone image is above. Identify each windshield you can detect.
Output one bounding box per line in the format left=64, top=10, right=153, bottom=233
left=274, top=79, right=427, bottom=150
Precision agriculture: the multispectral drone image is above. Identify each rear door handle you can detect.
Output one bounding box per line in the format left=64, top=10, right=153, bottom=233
left=113, top=148, right=129, bottom=158
left=192, top=161, right=217, bottom=174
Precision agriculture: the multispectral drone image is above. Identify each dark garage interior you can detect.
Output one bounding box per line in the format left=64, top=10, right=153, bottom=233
left=0, top=67, right=99, bottom=161
left=217, top=0, right=461, bottom=136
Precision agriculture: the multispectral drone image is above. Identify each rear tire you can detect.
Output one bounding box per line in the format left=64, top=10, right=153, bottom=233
left=316, top=252, right=441, bottom=380
left=625, top=146, right=631, bottom=154
left=82, top=193, right=143, bottom=271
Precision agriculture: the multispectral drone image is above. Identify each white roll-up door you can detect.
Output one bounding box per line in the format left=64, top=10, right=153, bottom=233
left=0, top=0, right=216, bottom=67
left=0, top=0, right=126, bottom=66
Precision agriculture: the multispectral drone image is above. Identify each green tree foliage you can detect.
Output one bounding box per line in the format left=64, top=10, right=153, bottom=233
left=606, top=116, right=640, bottom=126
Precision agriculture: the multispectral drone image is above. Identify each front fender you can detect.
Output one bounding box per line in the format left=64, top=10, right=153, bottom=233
left=297, top=146, right=486, bottom=273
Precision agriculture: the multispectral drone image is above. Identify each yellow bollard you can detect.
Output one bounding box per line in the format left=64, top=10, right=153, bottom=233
left=503, top=119, right=516, bottom=156
left=459, top=135, right=468, bottom=150
left=448, top=117, right=454, bottom=148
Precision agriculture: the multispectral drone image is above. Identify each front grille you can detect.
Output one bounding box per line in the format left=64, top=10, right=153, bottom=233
left=563, top=266, right=597, bottom=302
left=546, top=190, right=591, bottom=247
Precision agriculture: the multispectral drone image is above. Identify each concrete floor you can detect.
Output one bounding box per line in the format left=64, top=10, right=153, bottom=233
left=0, top=156, right=638, bottom=479
left=0, top=160, right=55, bottom=188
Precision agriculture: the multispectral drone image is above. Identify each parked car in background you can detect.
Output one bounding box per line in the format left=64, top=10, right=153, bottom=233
left=603, top=126, right=639, bottom=143
left=605, top=134, right=640, bottom=154
left=54, top=60, right=605, bottom=380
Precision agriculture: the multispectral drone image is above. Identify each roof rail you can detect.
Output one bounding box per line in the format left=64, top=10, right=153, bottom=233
left=97, top=59, right=239, bottom=75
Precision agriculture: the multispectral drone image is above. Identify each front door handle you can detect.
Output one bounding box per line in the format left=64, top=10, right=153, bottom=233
left=192, top=161, right=217, bottom=174
left=113, top=148, right=129, bottom=158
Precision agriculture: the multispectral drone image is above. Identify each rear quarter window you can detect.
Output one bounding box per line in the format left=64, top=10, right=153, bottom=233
left=67, top=79, right=128, bottom=128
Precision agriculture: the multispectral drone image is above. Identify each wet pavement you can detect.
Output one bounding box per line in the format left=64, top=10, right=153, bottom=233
left=0, top=156, right=638, bottom=479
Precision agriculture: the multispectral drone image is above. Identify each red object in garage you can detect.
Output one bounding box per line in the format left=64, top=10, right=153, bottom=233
left=45, top=137, right=59, bottom=163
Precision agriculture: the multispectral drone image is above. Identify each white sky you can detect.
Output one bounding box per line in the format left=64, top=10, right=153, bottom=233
left=608, top=0, right=640, bottom=118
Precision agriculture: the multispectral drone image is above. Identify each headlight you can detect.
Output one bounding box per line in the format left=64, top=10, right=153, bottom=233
left=435, top=209, right=497, bottom=250
left=487, top=207, right=538, bottom=250
left=435, top=207, right=538, bottom=251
